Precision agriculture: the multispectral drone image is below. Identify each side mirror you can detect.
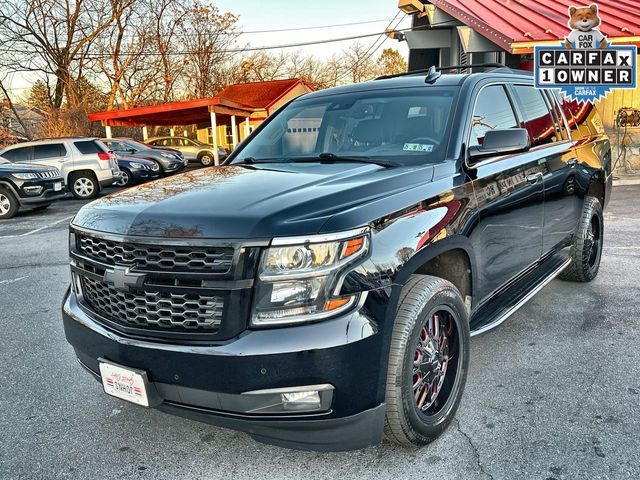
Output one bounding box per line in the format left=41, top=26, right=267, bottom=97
left=468, top=128, right=530, bottom=162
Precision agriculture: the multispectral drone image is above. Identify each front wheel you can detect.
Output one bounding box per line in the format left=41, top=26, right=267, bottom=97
left=384, top=275, right=470, bottom=447
left=115, top=169, right=133, bottom=187
left=0, top=188, right=19, bottom=219
left=560, top=196, right=603, bottom=282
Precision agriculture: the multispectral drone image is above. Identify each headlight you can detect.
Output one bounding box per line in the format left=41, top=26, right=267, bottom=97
left=12, top=172, right=39, bottom=180
left=160, top=153, right=175, bottom=158
left=252, top=228, right=369, bottom=326
left=128, top=162, right=146, bottom=169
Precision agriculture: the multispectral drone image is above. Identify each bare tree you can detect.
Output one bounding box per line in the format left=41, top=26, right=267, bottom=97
left=0, top=0, right=119, bottom=109
left=0, top=77, right=32, bottom=139
left=180, top=2, right=239, bottom=98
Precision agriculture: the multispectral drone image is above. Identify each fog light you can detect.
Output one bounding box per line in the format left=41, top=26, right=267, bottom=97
left=23, top=185, right=43, bottom=195
left=241, top=384, right=334, bottom=414
left=281, top=390, right=321, bottom=410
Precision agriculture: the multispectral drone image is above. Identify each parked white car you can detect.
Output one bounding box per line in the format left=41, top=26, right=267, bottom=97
left=0, top=138, right=120, bottom=199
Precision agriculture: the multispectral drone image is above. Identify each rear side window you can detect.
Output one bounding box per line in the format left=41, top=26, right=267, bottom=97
left=510, top=86, right=556, bottom=148
left=33, top=143, right=67, bottom=159
left=74, top=140, right=107, bottom=155
left=470, top=85, right=518, bottom=147
left=1, top=146, right=32, bottom=162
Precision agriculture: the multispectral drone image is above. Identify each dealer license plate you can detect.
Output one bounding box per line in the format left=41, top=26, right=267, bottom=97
left=53, top=182, right=63, bottom=191
left=99, top=362, right=149, bottom=407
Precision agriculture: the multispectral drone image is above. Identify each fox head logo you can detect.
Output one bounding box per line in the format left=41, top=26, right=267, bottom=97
left=565, top=4, right=607, bottom=49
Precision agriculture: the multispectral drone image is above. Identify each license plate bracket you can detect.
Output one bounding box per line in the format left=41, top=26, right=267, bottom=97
left=98, top=358, right=160, bottom=407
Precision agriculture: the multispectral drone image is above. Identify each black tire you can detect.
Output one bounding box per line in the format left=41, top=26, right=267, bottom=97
left=199, top=152, right=214, bottom=167
left=69, top=172, right=99, bottom=199
left=0, top=187, right=19, bottom=219
left=116, top=169, right=133, bottom=187
left=384, top=275, right=470, bottom=447
left=559, top=196, right=603, bottom=282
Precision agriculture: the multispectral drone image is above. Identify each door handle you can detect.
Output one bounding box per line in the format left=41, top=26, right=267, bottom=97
left=567, top=158, right=578, bottom=168
left=526, top=172, right=543, bottom=184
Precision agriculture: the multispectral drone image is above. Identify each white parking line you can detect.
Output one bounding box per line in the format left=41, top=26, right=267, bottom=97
left=0, top=215, right=74, bottom=239
left=0, top=276, right=28, bottom=285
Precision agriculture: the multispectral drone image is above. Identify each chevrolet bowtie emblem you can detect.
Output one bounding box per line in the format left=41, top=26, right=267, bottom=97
left=103, top=266, right=146, bottom=292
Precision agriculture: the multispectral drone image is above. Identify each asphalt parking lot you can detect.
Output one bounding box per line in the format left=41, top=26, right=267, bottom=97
left=1, top=184, right=639, bottom=480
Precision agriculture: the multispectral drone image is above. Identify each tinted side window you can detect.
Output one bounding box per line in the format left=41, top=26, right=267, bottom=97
left=2, top=147, right=32, bottom=162
left=74, top=140, right=106, bottom=154
left=33, top=143, right=67, bottom=159
left=470, top=85, right=518, bottom=147
left=511, top=86, right=556, bottom=147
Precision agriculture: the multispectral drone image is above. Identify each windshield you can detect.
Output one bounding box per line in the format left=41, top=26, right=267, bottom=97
left=232, top=87, right=458, bottom=166
left=122, top=139, right=148, bottom=151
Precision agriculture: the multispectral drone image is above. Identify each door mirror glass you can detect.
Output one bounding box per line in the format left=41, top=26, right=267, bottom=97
left=468, top=128, right=530, bottom=161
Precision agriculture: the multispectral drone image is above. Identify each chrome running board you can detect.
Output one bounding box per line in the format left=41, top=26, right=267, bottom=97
left=470, top=257, right=572, bottom=337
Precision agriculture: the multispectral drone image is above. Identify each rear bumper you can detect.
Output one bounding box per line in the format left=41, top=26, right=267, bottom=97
left=62, top=289, right=386, bottom=451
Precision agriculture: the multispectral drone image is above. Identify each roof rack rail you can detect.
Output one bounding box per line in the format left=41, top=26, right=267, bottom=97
left=375, top=63, right=507, bottom=81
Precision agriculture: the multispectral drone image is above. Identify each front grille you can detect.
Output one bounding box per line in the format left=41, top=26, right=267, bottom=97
left=77, top=234, right=234, bottom=273
left=81, top=276, right=224, bottom=332
left=38, top=170, right=60, bottom=179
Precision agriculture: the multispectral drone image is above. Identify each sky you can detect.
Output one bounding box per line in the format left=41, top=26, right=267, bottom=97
left=4, top=0, right=411, bottom=99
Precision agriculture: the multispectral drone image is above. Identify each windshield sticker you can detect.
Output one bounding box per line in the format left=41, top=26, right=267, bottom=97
left=403, top=143, right=434, bottom=152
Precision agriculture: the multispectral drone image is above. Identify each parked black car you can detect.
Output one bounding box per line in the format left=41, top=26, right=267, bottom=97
left=63, top=66, right=611, bottom=452
left=102, top=138, right=187, bottom=175
left=0, top=156, right=65, bottom=219
left=114, top=155, right=161, bottom=187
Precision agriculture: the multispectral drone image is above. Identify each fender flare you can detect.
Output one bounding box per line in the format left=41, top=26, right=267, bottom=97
left=384, top=235, right=479, bottom=321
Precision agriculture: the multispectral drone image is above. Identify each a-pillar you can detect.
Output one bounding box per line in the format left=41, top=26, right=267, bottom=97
left=231, top=115, right=238, bottom=149
left=210, top=111, right=219, bottom=165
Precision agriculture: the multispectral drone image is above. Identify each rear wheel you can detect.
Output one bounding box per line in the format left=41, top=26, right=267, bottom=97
left=384, top=275, right=470, bottom=446
left=560, top=196, right=603, bottom=282
left=199, top=152, right=214, bottom=166
left=0, top=188, right=19, bottom=219
left=70, top=172, right=99, bottom=199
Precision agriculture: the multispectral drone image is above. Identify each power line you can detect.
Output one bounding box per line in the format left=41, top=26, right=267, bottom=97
left=0, top=23, right=414, bottom=59
left=333, top=12, right=404, bottom=83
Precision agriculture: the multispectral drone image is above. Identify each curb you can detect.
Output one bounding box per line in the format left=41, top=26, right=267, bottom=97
left=613, top=177, right=640, bottom=186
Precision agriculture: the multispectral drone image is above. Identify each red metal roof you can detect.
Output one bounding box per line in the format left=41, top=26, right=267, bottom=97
left=217, top=79, right=310, bottom=110
left=430, top=0, right=640, bottom=53
left=88, top=79, right=312, bottom=127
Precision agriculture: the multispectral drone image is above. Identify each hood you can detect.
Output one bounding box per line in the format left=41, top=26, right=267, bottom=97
left=72, top=162, right=435, bottom=239
left=0, top=162, right=54, bottom=173
left=134, top=149, right=181, bottom=162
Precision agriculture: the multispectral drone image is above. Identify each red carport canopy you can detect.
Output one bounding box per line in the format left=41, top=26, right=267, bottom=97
left=88, top=79, right=312, bottom=127
left=88, top=97, right=257, bottom=127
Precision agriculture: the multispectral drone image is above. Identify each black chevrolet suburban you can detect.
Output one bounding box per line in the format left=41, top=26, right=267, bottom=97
left=62, top=66, right=611, bottom=451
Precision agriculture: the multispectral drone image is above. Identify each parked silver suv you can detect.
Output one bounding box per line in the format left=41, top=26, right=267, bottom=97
left=146, top=136, right=227, bottom=166
left=0, top=138, right=120, bottom=199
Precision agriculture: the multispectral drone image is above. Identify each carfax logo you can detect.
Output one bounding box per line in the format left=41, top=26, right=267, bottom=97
left=534, top=3, right=637, bottom=103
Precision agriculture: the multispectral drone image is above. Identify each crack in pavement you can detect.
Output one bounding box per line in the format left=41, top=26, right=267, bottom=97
left=456, top=419, right=494, bottom=480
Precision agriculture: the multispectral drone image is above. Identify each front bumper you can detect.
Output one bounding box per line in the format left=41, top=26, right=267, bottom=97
left=130, top=168, right=161, bottom=183
left=18, top=181, right=66, bottom=205
left=62, top=289, right=385, bottom=451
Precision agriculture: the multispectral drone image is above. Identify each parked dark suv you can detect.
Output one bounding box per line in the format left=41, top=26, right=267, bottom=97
left=63, top=66, right=611, bottom=451
left=0, top=156, right=65, bottom=219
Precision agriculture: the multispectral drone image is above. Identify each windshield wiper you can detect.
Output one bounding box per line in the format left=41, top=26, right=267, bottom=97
left=291, top=152, right=398, bottom=168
